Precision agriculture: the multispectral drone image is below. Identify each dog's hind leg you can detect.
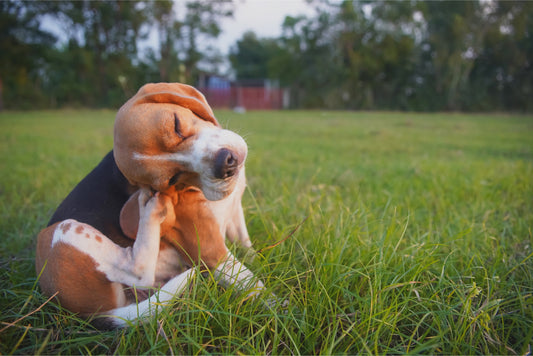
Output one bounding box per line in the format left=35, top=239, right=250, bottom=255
left=35, top=189, right=174, bottom=320
left=48, top=190, right=170, bottom=288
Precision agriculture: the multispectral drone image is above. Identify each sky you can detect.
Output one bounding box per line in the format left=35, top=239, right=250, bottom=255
left=217, top=0, right=314, bottom=53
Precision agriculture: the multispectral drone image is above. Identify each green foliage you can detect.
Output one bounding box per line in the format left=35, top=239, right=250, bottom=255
left=232, top=0, right=533, bottom=112
left=3, top=0, right=533, bottom=112
left=1, top=110, right=531, bottom=354
left=0, top=1, right=56, bottom=109
left=229, top=31, right=283, bottom=81
left=0, top=0, right=233, bottom=109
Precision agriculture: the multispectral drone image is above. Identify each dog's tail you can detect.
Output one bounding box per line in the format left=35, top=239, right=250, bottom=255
left=91, top=269, right=195, bottom=329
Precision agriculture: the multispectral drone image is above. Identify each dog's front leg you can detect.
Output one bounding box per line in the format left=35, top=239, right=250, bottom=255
left=213, top=252, right=265, bottom=299
left=222, top=170, right=253, bottom=250
left=225, top=201, right=253, bottom=249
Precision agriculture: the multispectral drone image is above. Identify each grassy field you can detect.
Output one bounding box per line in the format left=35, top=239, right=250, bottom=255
left=0, top=109, right=532, bottom=354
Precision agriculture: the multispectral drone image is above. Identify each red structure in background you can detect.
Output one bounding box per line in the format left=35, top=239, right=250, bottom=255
left=230, top=86, right=284, bottom=110
left=198, top=74, right=286, bottom=110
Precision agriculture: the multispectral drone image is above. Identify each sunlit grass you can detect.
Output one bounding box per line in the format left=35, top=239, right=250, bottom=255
left=1, top=109, right=532, bottom=354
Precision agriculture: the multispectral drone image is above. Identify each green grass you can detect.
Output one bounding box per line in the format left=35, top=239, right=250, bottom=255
left=1, top=109, right=532, bottom=354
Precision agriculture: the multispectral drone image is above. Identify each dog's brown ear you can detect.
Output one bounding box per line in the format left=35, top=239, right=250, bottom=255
left=120, top=191, right=140, bottom=240
left=133, top=82, right=219, bottom=127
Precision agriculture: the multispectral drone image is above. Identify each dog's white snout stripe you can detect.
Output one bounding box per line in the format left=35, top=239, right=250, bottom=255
left=133, top=152, right=187, bottom=164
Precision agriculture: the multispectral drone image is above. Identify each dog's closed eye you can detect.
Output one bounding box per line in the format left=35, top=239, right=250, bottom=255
left=174, top=113, right=184, bottom=139
left=169, top=172, right=182, bottom=186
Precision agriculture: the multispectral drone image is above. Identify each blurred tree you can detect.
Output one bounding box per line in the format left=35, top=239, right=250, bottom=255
left=418, top=0, right=488, bottom=110
left=271, top=12, right=336, bottom=108
left=230, top=0, right=532, bottom=112
left=181, top=1, right=234, bottom=83
left=149, top=0, right=183, bottom=82
left=44, top=40, right=95, bottom=107
left=2, top=0, right=531, bottom=111
left=334, top=1, right=420, bottom=109
left=0, top=0, right=55, bottom=109
left=43, top=0, right=147, bottom=106
left=229, top=31, right=283, bottom=80
left=471, top=0, right=533, bottom=112
left=266, top=1, right=420, bottom=109
left=144, top=0, right=233, bottom=84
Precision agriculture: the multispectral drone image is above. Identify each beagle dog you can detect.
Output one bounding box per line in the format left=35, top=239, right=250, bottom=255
left=35, top=83, right=265, bottom=329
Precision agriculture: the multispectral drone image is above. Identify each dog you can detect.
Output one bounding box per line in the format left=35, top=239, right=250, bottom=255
left=35, top=83, right=266, bottom=329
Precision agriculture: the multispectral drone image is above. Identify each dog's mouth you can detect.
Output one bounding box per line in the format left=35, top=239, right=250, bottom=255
left=166, top=175, right=240, bottom=202
left=200, top=168, right=244, bottom=201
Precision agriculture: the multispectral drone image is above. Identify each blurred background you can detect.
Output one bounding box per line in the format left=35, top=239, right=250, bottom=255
left=1, top=0, right=531, bottom=112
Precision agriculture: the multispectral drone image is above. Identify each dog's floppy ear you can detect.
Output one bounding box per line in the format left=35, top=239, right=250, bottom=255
left=120, top=191, right=140, bottom=240
left=133, top=82, right=219, bottom=127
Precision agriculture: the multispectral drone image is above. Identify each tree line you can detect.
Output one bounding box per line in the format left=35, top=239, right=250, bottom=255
left=1, top=0, right=532, bottom=112
left=231, top=1, right=532, bottom=112
left=1, top=0, right=232, bottom=109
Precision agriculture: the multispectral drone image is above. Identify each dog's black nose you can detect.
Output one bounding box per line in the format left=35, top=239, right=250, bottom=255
left=214, top=148, right=239, bottom=179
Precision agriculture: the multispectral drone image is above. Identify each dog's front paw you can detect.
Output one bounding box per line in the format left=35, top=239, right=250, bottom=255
left=138, top=190, right=174, bottom=225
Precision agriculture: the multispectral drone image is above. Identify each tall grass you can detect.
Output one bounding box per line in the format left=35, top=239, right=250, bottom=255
left=1, top=110, right=531, bottom=354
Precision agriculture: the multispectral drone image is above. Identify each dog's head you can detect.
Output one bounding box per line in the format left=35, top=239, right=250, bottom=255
left=114, top=82, right=247, bottom=201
